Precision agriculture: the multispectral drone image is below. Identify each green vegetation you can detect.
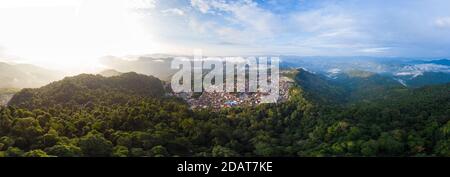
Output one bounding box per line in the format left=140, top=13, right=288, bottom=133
left=402, top=72, right=450, bottom=88
left=0, top=71, right=448, bottom=157
left=8, top=72, right=165, bottom=109
left=295, top=69, right=407, bottom=104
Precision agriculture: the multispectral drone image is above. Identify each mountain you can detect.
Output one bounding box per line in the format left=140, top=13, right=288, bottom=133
left=99, top=56, right=176, bottom=81
left=294, top=69, right=406, bottom=104
left=333, top=70, right=407, bottom=103
left=423, top=59, right=450, bottom=66
left=8, top=72, right=165, bottom=109
left=98, top=69, right=122, bottom=77
left=98, top=56, right=450, bottom=88
left=0, top=65, right=449, bottom=157
left=1, top=69, right=448, bottom=157
left=0, top=62, right=63, bottom=88
left=294, top=69, right=347, bottom=104
left=397, top=72, right=450, bottom=88
left=281, top=57, right=450, bottom=89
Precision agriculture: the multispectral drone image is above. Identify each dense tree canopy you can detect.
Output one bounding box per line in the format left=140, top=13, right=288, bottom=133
left=0, top=72, right=448, bottom=157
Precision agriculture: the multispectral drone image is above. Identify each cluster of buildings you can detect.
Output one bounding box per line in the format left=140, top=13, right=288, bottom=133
left=172, top=77, right=294, bottom=110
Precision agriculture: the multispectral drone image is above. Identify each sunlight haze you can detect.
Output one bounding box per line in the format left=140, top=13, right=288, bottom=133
left=0, top=0, right=161, bottom=72
left=1, top=0, right=450, bottom=73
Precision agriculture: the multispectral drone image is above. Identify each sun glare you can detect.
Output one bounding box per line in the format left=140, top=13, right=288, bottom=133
left=0, top=0, right=159, bottom=73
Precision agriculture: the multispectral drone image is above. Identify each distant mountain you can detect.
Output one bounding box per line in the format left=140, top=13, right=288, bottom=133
left=98, top=69, right=122, bottom=77
left=422, top=59, right=450, bottom=66
left=0, top=62, right=63, bottom=88
left=281, top=57, right=450, bottom=88
left=97, top=56, right=450, bottom=91
left=99, top=56, right=176, bottom=81
left=8, top=72, right=165, bottom=109
left=396, top=72, right=450, bottom=88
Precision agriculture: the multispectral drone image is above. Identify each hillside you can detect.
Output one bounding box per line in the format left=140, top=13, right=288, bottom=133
left=398, top=72, right=450, bottom=88
left=294, top=69, right=347, bottom=104
left=8, top=72, right=165, bottom=109
left=98, top=69, right=123, bottom=77
left=0, top=62, right=62, bottom=88
left=333, top=70, right=407, bottom=103
left=294, top=69, right=406, bottom=104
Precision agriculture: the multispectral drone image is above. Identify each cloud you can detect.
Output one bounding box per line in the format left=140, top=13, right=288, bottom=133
left=161, top=8, right=184, bottom=16
left=5, top=0, right=450, bottom=60
left=435, top=17, right=450, bottom=29
left=281, top=4, right=385, bottom=55
left=188, top=0, right=278, bottom=47
left=359, top=47, right=391, bottom=54
left=190, top=0, right=211, bottom=13
left=85, top=0, right=450, bottom=57
left=292, top=10, right=355, bottom=33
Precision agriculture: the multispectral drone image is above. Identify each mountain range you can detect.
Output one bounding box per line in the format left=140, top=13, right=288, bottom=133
left=1, top=56, right=449, bottom=89
left=281, top=57, right=450, bottom=88
left=293, top=68, right=407, bottom=104
left=1, top=64, right=449, bottom=157
left=0, top=62, right=63, bottom=88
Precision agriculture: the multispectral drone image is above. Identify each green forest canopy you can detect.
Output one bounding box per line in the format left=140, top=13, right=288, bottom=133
left=0, top=72, right=449, bottom=157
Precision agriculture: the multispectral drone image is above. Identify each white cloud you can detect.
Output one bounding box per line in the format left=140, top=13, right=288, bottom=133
left=161, top=8, right=184, bottom=16
left=293, top=10, right=354, bottom=33
left=359, top=47, right=391, bottom=53
left=189, top=0, right=278, bottom=45
left=435, top=17, right=450, bottom=28
left=190, top=0, right=211, bottom=13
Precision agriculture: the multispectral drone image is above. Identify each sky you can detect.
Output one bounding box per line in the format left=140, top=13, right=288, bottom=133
left=1, top=0, right=450, bottom=71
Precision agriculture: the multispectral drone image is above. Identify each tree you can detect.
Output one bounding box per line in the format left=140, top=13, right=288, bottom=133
left=377, top=133, right=404, bottom=155
left=113, top=132, right=132, bottom=148
left=212, top=145, right=238, bottom=157
left=0, top=136, right=14, bottom=151
left=5, top=147, right=24, bottom=157
left=11, top=117, right=44, bottom=147
left=24, top=149, right=49, bottom=157
left=361, top=140, right=378, bottom=156
left=113, top=146, right=129, bottom=157
left=40, top=129, right=60, bottom=148
left=46, top=144, right=82, bottom=157
left=78, top=131, right=113, bottom=157
left=130, top=148, right=147, bottom=157
left=149, top=145, right=169, bottom=157
left=434, top=140, right=450, bottom=156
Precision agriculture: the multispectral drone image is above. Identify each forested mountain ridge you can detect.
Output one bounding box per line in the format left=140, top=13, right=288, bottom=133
left=294, top=69, right=347, bottom=104
left=294, top=68, right=407, bottom=104
left=8, top=72, right=165, bottom=109
left=398, top=72, right=450, bottom=88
